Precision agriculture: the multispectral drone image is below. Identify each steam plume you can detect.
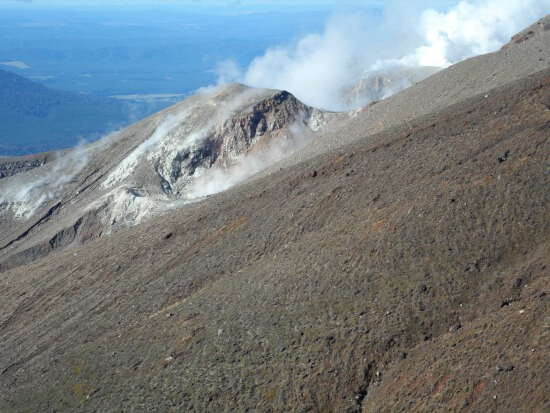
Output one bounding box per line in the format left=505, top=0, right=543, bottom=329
left=188, top=119, right=314, bottom=198
left=0, top=142, right=91, bottom=219
left=216, top=0, right=550, bottom=111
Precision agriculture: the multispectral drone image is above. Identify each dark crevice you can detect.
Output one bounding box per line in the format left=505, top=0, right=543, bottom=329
left=0, top=202, right=62, bottom=251
left=155, top=162, right=173, bottom=195
left=354, top=363, right=374, bottom=412
left=74, top=168, right=105, bottom=196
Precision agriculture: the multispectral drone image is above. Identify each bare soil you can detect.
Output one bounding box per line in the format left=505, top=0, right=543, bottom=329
left=0, top=66, right=548, bottom=412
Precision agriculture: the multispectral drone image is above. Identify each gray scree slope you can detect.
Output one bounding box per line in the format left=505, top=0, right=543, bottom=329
left=0, top=15, right=549, bottom=413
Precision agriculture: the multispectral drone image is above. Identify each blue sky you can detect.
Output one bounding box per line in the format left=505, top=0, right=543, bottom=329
left=1, top=0, right=547, bottom=107
left=1, top=0, right=458, bottom=11
left=3, top=0, right=386, bottom=4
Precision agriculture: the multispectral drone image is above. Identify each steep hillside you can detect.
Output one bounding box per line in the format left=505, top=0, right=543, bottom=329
left=0, top=69, right=548, bottom=413
left=0, top=17, right=548, bottom=413
left=0, top=69, right=157, bottom=156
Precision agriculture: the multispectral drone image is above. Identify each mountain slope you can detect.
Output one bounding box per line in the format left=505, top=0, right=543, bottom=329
left=2, top=15, right=549, bottom=272
left=0, top=69, right=157, bottom=156
left=0, top=67, right=548, bottom=412
left=0, top=17, right=549, bottom=413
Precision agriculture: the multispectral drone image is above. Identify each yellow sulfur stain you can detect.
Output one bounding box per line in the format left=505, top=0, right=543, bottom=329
left=266, top=385, right=279, bottom=403
left=73, top=383, right=87, bottom=397
left=73, top=363, right=84, bottom=375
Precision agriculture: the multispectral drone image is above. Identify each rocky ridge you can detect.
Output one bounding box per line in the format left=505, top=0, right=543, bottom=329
left=0, top=152, right=55, bottom=179
left=0, top=83, right=331, bottom=271
left=343, top=66, right=441, bottom=107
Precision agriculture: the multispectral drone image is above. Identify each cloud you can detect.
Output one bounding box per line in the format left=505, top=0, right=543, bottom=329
left=216, top=0, right=550, bottom=111
left=0, top=61, right=30, bottom=69
left=371, top=0, right=550, bottom=69
left=217, top=12, right=378, bottom=111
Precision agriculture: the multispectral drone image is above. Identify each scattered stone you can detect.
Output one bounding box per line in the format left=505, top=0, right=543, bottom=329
left=164, top=356, right=174, bottom=364
left=500, top=299, right=514, bottom=308
left=497, top=150, right=510, bottom=163
left=513, top=277, right=523, bottom=288
left=418, top=284, right=428, bottom=293
left=309, top=170, right=318, bottom=178
left=496, top=364, right=514, bottom=373
left=449, top=322, right=461, bottom=333
left=473, top=260, right=481, bottom=272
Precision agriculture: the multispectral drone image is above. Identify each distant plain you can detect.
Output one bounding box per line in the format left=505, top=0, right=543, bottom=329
left=0, top=6, right=339, bottom=97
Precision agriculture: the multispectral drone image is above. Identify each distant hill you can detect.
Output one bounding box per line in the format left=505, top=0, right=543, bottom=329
left=0, top=69, right=157, bottom=156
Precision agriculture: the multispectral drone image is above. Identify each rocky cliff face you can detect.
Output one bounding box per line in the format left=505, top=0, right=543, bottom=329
left=146, top=89, right=325, bottom=197
left=0, top=153, right=54, bottom=179
left=94, top=84, right=330, bottom=233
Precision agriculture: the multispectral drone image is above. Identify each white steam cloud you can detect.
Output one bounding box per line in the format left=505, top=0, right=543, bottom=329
left=188, top=119, right=314, bottom=198
left=372, top=0, right=550, bottom=69
left=216, top=0, right=550, bottom=111
left=0, top=141, right=91, bottom=219
left=101, top=111, right=190, bottom=189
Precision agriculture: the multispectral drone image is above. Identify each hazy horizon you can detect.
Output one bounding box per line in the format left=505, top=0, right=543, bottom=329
left=1, top=0, right=549, bottom=110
